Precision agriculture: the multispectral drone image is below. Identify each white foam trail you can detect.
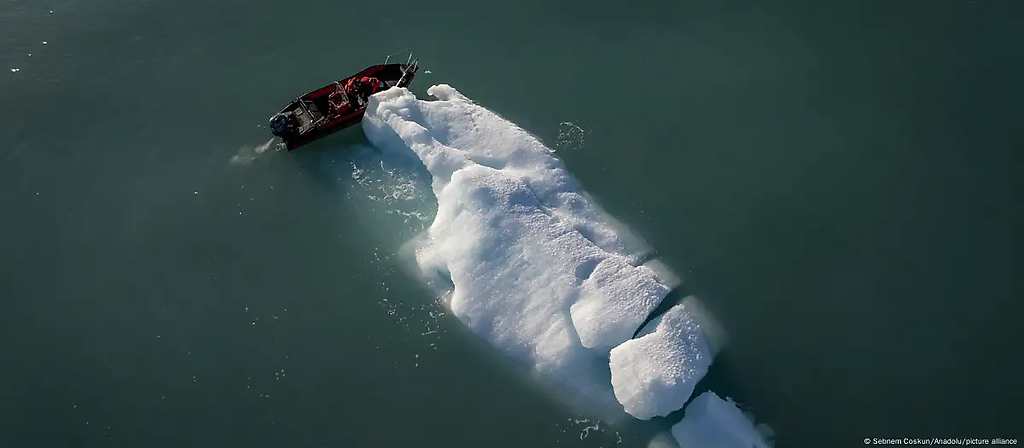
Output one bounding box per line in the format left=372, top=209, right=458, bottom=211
left=347, top=147, right=434, bottom=225
left=229, top=138, right=280, bottom=166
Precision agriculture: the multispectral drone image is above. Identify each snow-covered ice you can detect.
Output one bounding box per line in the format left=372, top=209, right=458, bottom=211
left=572, top=257, right=670, bottom=353
left=671, top=391, right=772, bottom=448
left=362, top=85, right=672, bottom=416
left=361, top=85, right=765, bottom=442
left=609, top=302, right=712, bottom=420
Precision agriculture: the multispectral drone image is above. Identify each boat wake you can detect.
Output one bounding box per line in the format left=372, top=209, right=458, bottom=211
left=358, top=85, right=773, bottom=448
left=228, top=138, right=281, bottom=166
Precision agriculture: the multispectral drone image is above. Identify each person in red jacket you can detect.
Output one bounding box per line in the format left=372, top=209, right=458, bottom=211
left=344, top=76, right=385, bottom=107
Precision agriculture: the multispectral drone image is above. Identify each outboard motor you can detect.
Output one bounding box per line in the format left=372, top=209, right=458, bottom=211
left=269, top=113, right=295, bottom=137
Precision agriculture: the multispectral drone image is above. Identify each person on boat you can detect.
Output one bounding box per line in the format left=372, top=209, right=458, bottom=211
left=344, top=76, right=384, bottom=106
left=363, top=76, right=384, bottom=93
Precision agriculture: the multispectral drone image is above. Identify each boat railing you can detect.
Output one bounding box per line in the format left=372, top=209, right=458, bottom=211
left=394, top=54, right=419, bottom=87
left=296, top=99, right=313, bottom=121
left=294, top=97, right=329, bottom=134
left=384, top=50, right=414, bottom=66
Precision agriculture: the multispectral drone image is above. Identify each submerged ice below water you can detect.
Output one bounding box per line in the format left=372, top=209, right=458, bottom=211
left=359, top=85, right=771, bottom=447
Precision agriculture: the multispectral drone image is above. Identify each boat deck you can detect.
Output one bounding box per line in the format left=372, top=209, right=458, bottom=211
left=294, top=100, right=324, bottom=134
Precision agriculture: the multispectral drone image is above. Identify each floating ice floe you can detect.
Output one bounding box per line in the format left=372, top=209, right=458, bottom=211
left=609, top=301, right=712, bottom=420
left=361, top=85, right=767, bottom=443
left=671, top=391, right=772, bottom=448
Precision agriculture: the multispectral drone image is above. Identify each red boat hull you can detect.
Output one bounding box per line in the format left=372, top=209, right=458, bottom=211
left=275, top=62, right=418, bottom=150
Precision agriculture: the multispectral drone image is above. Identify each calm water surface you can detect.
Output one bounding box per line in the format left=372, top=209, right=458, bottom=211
left=1, top=0, right=1022, bottom=446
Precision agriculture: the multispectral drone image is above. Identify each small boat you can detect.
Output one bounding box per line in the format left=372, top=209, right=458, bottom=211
left=269, top=52, right=419, bottom=150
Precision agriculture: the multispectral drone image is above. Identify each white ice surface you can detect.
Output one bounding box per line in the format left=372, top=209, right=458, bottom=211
left=572, top=257, right=670, bottom=353
left=671, top=392, right=771, bottom=448
left=360, top=86, right=766, bottom=444
left=361, top=85, right=671, bottom=414
left=609, top=302, right=712, bottom=420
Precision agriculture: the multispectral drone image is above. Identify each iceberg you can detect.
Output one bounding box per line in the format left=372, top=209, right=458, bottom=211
left=361, top=85, right=768, bottom=444
left=609, top=302, right=712, bottom=420
left=362, top=85, right=670, bottom=416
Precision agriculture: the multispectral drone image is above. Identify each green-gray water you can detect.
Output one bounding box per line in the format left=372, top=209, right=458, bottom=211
left=2, top=0, right=1022, bottom=446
